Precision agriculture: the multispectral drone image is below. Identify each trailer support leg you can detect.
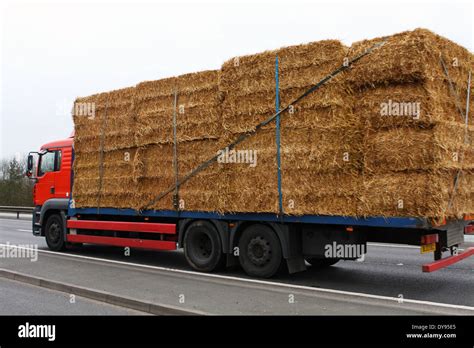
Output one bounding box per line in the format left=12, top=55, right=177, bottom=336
left=434, top=243, right=442, bottom=261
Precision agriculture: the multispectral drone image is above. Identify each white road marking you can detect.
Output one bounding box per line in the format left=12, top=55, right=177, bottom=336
left=0, top=218, right=31, bottom=223
left=17, top=229, right=31, bottom=232
left=1, top=243, right=473, bottom=312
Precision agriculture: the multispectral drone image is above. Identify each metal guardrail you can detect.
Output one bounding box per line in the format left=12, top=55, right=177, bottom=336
left=0, top=206, right=34, bottom=219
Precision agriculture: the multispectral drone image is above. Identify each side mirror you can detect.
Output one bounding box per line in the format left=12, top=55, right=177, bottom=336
left=26, top=154, right=34, bottom=177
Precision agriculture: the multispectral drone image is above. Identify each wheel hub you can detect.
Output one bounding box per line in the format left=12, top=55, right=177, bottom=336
left=49, top=223, right=60, bottom=243
left=247, top=236, right=271, bottom=266
left=198, top=235, right=212, bottom=258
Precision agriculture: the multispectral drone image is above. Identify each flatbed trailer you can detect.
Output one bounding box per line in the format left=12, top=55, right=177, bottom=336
left=31, top=186, right=473, bottom=278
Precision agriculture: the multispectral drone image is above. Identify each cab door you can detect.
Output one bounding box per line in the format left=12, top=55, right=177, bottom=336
left=35, top=150, right=61, bottom=205
left=54, top=146, right=72, bottom=199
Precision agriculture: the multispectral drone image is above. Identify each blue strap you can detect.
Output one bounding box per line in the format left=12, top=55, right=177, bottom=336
left=275, top=56, right=284, bottom=216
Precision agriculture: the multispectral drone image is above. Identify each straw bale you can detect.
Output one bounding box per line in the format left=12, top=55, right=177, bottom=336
left=346, top=29, right=473, bottom=87
left=135, top=70, right=221, bottom=146
left=364, top=122, right=474, bottom=173
left=360, top=171, right=474, bottom=218
left=221, top=40, right=349, bottom=134
left=132, top=138, right=227, bottom=211
left=281, top=127, right=363, bottom=173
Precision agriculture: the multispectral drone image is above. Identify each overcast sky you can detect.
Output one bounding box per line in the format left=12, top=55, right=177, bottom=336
left=1, top=0, right=473, bottom=159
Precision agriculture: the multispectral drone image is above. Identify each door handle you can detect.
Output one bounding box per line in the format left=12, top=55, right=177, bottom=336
left=50, top=186, right=55, bottom=194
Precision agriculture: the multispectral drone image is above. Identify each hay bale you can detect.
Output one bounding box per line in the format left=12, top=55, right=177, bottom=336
left=220, top=130, right=278, bottom=212
left=352, top=80, right=473, bottom=128
left=132, top=138, right=227, bottom=211
left=282, top=173, right=361, bottom=216
left=73, top=148, right=138, bottom=209
left=222, top=126, right=362, bottom=213
left=364, top=122, right=474, bottom=173
left=281, top=127, right=363, bottom=173
left=179, top=169, right=229, bottom=212
left=347, top=28, right=474, bottom=127
left=74, top=87, right=137, bottom=153
left=347, top=28, right=473, bottom=88
left=102, top=87, right=137, bottom=151
left=360, top=171, right=474, bottom=218
left=220, top=40, right=350, bottom=134
left=73, top=92, right=108, bottom=154
left=135, top=70, right=221, bottom=146
left=347, top=29, right=474, bottom=218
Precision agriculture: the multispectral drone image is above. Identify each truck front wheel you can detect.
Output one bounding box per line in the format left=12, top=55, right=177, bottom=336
left=184, top=221, right=224, bottom=272
left=45, top=214, right=66, bottom=251
left=238, top=224, right=282, bottom=278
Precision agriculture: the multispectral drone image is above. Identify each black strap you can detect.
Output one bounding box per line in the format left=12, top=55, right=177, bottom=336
left=440, top=56, right=466, bottom=123
left=447, top=70, right=471, bottom=212
left=172, top=90, right=179, bottom=210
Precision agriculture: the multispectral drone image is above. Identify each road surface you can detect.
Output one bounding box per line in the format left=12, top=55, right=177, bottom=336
left=0, top=277, right=146, bottom=315
left=0, top=215, right=473, bottom=315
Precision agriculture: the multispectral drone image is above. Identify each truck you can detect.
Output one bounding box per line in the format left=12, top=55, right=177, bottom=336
left=26, top=133, right=474, bottom=278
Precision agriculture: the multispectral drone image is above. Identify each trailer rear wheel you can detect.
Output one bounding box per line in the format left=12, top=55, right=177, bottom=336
left=238, top=224, right=282, bottom=278
left=45, top=214, right=66, bottom=251
left=184, top=221, right=224, bottom=272
left=305, top=258, right=340, bottom=268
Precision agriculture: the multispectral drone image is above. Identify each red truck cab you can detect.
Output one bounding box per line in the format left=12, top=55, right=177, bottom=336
left=28, top=135, right=73, bottom=239
left=34, top=137, right=73, bottom=204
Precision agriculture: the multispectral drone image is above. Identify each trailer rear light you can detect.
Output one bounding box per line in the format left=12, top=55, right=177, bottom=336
left=421, top=234, right=439, bottom=245
left=346, top=226, right=353, bottom=232
left=465, top=225, right=474, bottom=235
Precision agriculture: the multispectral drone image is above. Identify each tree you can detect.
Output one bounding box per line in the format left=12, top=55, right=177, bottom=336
left=0, top=155, right=34, bottom=206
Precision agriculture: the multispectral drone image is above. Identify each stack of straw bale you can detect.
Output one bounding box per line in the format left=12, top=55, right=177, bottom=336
left=220, top=40, right=362, bottom=214
left=72, top=28, right=474, bottom=219
left=348, top=29, right=474, bottom=217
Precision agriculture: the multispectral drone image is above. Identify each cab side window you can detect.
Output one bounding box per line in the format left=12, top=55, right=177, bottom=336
left=38, top=150, right=61, bottom=176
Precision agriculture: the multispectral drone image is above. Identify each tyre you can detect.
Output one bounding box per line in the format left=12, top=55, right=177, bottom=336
left=184, top=221, right=224, bottom=272
left=238, top=224, right=282, bottom=278
left=44, top=214, right=66, bottom=251
left=305, top=257, right=340, bottom=268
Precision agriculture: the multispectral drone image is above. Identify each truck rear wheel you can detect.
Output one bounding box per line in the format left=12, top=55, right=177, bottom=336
left=305, top=258, right=340, bottom=268
left=45, top=214, right=66, bottom=251
left=238, top=224, right=282, bottom=278
left=184, top=221, right=224, bottom=272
